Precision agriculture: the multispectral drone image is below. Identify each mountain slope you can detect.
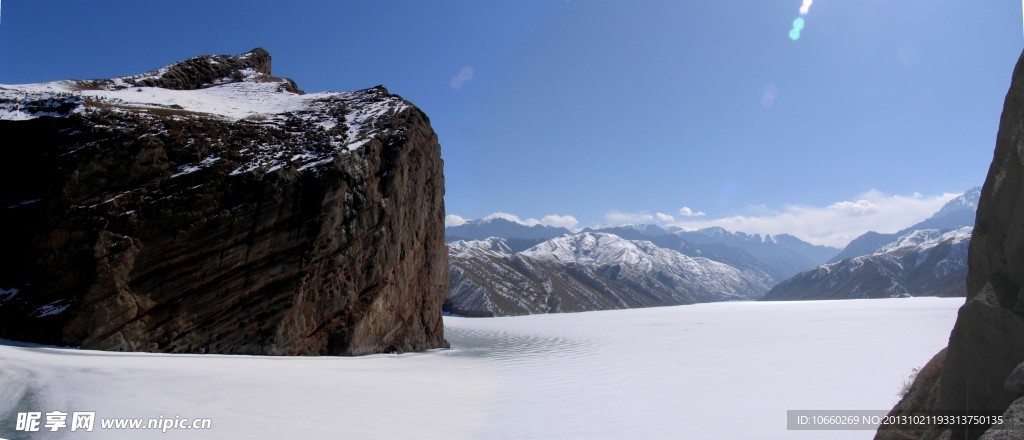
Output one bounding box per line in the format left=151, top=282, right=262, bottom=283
left=672, top=227, right=839, bottom=280
left=584, top=224, right=836, bottom=284
left=446, top=233, right=768, bottom=317
left=445, top=218, right=570, bottom=252
left=830, top=187, right=979, bottom=263
left=763, top=227, right=971, bottom=300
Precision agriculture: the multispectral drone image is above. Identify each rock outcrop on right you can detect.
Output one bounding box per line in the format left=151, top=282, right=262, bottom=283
left=876, top=50, right=1024, bottom=440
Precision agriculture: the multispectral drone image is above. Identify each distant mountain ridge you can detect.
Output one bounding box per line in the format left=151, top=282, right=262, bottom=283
left=580, top=225, right=839, bottom=282
left=446, top=190, right=976, bottom=311
left=763, top=188, right=979, bottom=301
left=446, top=232, right=769, bottom=316
left=763, top=227, right=972, bottom=300
left=829, top=187, right=980, bottom=263
left=447, top=219, right=839, bottom=286
left=446, top=218, right=571, bottom=252
left=667, top=227, right=838, bottom=281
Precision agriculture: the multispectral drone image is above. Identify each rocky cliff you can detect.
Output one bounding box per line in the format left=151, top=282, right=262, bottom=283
left=0, top=49, right=448, bottom=355
left=876, top=50, right=1024, bottom=439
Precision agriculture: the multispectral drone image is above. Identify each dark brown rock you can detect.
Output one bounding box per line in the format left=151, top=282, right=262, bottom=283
left=878, top=49, right=1024, bottom=439
left=978, top=397, right=1024, bottom=439
left=875, top=349, right=949, bottom=440
left=0, top=50, right=447, bottom=355
left=942, top=283, right=1024, bottom=421
left=1004, top=362, right=1024, bottom=395
left=937, top=48, right=1024, bottom=438
left=75, top=48, right=302, bottom=94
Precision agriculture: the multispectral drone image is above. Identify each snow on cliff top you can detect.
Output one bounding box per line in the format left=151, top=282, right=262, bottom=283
left=0, top=64, right=413, bottom=177
left=0, top=77, right=407, bottom=123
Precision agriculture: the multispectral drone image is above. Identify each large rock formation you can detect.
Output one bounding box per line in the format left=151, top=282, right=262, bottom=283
left=876, top=50, right=1024, bottom=439
left=0, top=49, right=448, bottom=355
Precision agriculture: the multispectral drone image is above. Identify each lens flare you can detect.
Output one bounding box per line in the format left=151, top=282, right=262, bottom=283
left=789, top=0, right=815, bottom=41
left=799, top=0, right=814, bottom=15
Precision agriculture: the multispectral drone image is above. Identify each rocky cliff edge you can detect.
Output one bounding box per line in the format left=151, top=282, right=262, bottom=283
left=0, top=48, right=448, bottom=355
left=876, top=49, right=1024, bottom=439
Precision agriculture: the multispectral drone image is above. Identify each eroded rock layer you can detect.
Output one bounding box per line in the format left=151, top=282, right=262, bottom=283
left=876, top=50, right=1024, bottom=439
left=0, top=49, right=448, bottom=355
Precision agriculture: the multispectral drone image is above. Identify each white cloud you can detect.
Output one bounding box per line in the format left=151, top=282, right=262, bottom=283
left=540, top=214, right=579, bottom=229
left=827, top=199, right=878, bottom=216
left=668, top=190, right=960, bottom=248
left=480, top=212, right=578, bottom=229
left=449, top=66, right=475, bottom=90
left=445, top=214, right=468, bottom=227
left=745, top=204, right=776, bottom=215
left=678, top=206, right=706, bottom=217
left=606, top=210, right=685, bottom=225
left=484, top=212, right=540, bottom=226
left=605, top=210, right=655, bottom=225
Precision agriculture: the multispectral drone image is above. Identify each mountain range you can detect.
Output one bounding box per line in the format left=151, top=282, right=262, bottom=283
left=763, top=187, right=980, bottom=300
left=445, top=218, right=839, bottom=316
left=762, top=227, right=972, bottom=300
left=446, top=232, right=768, bottom=316
left=828, top=187, right=980, bottom=263
left=446, top=186, right=980, bottom=315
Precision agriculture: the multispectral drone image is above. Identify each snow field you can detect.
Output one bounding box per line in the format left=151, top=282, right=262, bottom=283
left=0, top=297, right=961, bottom=439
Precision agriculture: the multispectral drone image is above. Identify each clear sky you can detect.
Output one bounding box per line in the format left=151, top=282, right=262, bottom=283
left=0, top=1, right=1019, bottom=247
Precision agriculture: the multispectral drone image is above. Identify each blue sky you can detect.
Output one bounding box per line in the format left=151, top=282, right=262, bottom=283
left=0, top=1, right=1019, bottom=246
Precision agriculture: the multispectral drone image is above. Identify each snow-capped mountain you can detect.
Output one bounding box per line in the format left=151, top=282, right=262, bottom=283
left=931, top=186, right=981, bottom=219
left=446, top=218, right=571, bottom=252
left=669, top=227, right=838, bottom=280
left=444, top=219, right=837, bottom=311
left=829, top=187, right=979, bottom=263
left=581, top=225, right=837, bottom=282
left=522, top=233, right=767, bottom=294
left=579, top=224, right=668, bottom=239
left=762, top=227, right=972, bottom=300
left=448, top=236, right=514, bottom=257
left=446, top=232, right=769, bottom=317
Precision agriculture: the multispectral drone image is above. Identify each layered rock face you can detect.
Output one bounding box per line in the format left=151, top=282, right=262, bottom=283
left=0, top=49, right=448, bottom=355
left=876, top=50, right=1024, bottom=439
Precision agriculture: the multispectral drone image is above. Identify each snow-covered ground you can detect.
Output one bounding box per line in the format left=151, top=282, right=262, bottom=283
left=0, top=297, right=961, bottom=439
